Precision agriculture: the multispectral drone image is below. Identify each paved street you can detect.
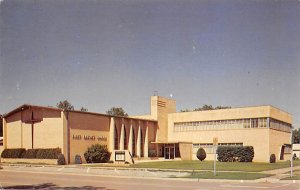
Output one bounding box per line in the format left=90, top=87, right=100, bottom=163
left=0, top=166, right=299, bottom=190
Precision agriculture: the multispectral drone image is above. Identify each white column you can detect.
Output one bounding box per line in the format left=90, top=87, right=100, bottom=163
left=137, top=125, right=141, bottom=157
left=128, top=124, right=133, bottom=155
left=109, top=117, right=115, bottom=152
left=144, top=126, right=149, bottom=158
left=120, top=124, right=125, bottom=150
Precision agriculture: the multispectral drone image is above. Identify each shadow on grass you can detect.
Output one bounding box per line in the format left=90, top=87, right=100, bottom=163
left=2, top=182, right=108, bottom=189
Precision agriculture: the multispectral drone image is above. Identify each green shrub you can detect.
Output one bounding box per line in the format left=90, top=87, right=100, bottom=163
left=148, top=150, right=156, bottom=157
left=84, top=144, right=111, bottom=163
left=75, top=154, right=82, bottom=164
left=57, top=154, right=66, bottom=165
left=36, top=148, right=61, bottom=159
left=22, top=149, right=39, bottom=159
left=270, top=154, right=276, bottom=163
left=293, top=153, right=298, bottom=160
left=217, top=146, right=254, bottom=162
left=1, top=149, right=26, bottom=158
left=1, top=148, right=62, bottom=160
left=196, top=148, right=206, bottom=161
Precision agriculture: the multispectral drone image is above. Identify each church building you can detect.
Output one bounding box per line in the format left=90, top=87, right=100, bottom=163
left=2, top=96, right=292, bottom=163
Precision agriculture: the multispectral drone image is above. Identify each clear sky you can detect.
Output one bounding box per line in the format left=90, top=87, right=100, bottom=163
left=1, top=0, right=300, bottom=127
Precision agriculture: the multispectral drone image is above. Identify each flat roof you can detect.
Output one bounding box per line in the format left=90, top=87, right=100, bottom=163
left=176, top=105, right=291, bottom=115
left=170, top=105, right=292, bottom=124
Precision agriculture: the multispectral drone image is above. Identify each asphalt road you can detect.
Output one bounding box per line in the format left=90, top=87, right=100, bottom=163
left=0, top=169, right=299, bottom=190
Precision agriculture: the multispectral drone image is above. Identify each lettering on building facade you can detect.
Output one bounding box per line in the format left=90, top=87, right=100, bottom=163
left=84, top=135, right=95, bottom=141
left=72, top=134, right=107, bottom=142
left=72, top=134, right=82, bottom=140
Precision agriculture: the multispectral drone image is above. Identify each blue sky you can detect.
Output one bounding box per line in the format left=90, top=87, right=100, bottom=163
left=1, top=0, right=300, bottom=127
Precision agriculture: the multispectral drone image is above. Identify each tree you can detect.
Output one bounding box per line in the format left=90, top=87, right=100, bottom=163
left=56, top=100, right=74, bottom=110
left=293, top=128, right=300, bottom=144
left=106, top=107, right=128, bottom=117
left=180, top=109, right=190, bottom=112
left=194, top=104, right=213, bottom=111
left=194, top=105, right=231, bottom=111
left=196, top=148, right=206, bottom=161
left=181, top=105, right=231, bottom=112
left=80, top=107, right=88, bottom=112
left=214, top=106, right=231, bottom=110
left=84, top=144, right=111, bottom=163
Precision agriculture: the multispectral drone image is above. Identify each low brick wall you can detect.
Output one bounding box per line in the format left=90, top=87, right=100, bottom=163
left=1, top=158, right=57, bottom=165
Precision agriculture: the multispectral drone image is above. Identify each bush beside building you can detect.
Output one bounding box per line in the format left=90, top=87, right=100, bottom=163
left=1, top=148, right=61, bottom=159
left=84, top=144, right=111, bottom=163
left=217, top=146, right=254, bottom=162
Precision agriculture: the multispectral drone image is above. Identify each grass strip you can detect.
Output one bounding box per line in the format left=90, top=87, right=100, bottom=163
left=131, top=160, right=300, bottom=172
left=281, top=169, right=300, bottom=180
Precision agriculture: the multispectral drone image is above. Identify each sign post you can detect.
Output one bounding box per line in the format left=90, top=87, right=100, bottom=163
left=115, top=151, right=126, bottom=162
left=213, top=137, right=218, bottom=176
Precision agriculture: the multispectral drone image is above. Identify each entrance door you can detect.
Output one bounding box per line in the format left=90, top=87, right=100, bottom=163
left=164, top=144, right=175, bottom=159
left=170, top=147, right=175, bottom=159
left=165, top=147, right=170, bottom=159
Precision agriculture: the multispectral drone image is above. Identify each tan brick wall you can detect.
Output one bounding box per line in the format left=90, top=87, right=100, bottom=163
left=170, top=128, right=270, bottom=162
left=167, top=106, right=291, bottom=162
left=269, top=129, right=291, bottom=161
left=0, top=146, right=4, bottom=156
left=22, top=123, right=32, bottom=149
left=269, top=106, right=292, bottom=124
left=5, top=108, right=64, bottom=150
left=68, top=112, right=110, bottom=163
left=169, top=106, right=291, bottom=123
left=150, top=96, right=176, bottom=142
left=6, top=112, right=22, bottom=148
left=179, top=142, right=192, bottom=160
left=69, top=129, right=109, bottom=163
left=34, top=121, right=63, bottom=149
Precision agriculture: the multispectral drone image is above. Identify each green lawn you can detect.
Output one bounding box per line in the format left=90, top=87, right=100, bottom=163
left=131, top=160, right=300, bottom=172
left=282, top=169, right=300, bottom=180
left=182, top=171, right=272, bottom=180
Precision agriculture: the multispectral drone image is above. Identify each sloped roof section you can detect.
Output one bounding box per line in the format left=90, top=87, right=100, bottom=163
left=3, top=104, right=62, bottom=118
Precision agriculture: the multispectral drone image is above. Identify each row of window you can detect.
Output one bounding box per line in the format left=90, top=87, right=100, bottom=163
left=269, top=119, right=291, bottom=133
left=192, top=143, right=243, bottom=154
left=174, top=118, right=291, bottom=133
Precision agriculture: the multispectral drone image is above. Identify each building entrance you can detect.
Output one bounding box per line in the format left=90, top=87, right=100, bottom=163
left=164, top=144, right=175, bottom=159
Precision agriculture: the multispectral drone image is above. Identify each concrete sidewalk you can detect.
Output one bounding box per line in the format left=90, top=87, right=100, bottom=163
left=262, top=165, right=300, bottom=175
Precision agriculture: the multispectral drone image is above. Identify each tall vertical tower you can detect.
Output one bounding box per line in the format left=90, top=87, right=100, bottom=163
left=150, top=96, right=176, bottom=142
